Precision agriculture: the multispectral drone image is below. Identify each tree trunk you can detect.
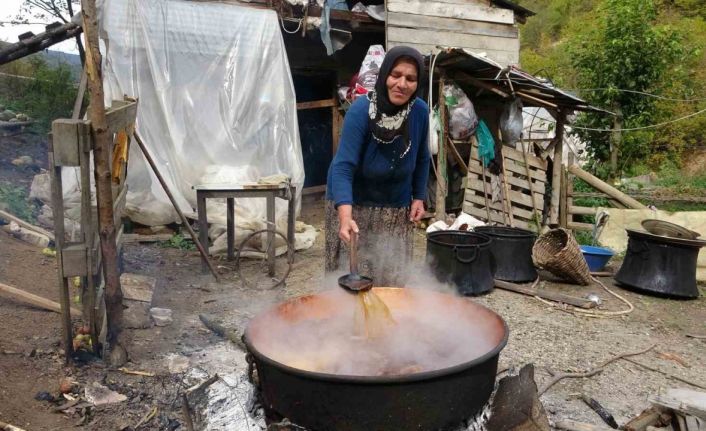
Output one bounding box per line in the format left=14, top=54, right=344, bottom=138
left=67, top=1, right=86, bottom=66
left=610, top=105, right=623, bottom=182
left=81, top=0, right=124, bottom=348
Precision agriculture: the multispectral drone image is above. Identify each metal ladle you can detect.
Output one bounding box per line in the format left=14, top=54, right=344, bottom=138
left=337, top=232, right=373, bottom=293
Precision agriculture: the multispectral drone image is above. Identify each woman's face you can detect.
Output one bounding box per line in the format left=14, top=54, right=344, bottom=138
left=386, top=58, right=418, bottom=106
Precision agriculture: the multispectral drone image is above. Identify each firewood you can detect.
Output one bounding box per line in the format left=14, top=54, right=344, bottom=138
left=486, top=364, right=551, bottom=431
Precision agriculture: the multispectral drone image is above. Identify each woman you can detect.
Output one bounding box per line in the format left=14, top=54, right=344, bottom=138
left=325, top=46, right=430, bottom=287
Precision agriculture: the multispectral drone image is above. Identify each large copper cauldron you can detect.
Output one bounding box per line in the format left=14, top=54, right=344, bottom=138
left=244, top=287, right=508, bottom=431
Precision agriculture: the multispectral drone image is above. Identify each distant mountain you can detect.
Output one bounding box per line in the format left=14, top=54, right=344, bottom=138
left=42, top=49, right=82, bottom=80
left=0, top=40, right=82, bottom=81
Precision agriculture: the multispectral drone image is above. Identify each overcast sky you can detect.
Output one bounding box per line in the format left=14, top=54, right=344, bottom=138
left=0, top=0, right=80, bottom=54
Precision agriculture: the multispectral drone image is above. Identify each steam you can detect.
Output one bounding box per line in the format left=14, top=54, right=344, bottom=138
left=250, top=288, right=502, bottom=376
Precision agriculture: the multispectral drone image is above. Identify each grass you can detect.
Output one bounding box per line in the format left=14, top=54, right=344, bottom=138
left=0, top=182, right=38, bottom=222
left=160, top=233, right=196, bottom=251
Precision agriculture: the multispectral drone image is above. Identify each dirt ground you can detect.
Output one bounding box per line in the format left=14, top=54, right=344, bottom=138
left=0, top=195, right=704, bottom=430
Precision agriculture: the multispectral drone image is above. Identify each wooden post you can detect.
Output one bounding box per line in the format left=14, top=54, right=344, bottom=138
left=435, top=77, right=447, bottom=221
left=549, top=112, right=565, bottom=226
left=48, top=136, right=74, bottom=361
left=81, top=0, right=124, bottom=349
left=610, top=105, right=622, bottom=182
left=568, top=164, right=647, bottom=209
left=566, top=152, right=575, bottom=229
left=331, top=105, right=341, bottom=155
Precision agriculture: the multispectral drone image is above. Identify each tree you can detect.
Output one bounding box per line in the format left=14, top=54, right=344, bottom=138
left=10, top=1, right=85, bottom=64
left=567, top=0, right=685, bottom=178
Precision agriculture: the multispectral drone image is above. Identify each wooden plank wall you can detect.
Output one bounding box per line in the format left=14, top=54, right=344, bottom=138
left=386, top=0, right=520, bottom=65
left=463, top=145, right=547, bottom=229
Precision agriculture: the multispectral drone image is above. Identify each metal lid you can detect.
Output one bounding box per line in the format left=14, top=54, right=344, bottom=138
left=627, top=228, right=706, bottom=248
left=641, top=219, right=701, bottom=240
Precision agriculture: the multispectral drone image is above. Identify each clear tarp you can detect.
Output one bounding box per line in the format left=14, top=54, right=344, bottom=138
left=96, top=0, right=305, bottom=251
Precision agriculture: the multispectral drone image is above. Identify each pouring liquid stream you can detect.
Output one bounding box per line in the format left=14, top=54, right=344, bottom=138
left=353, top=289, right=396, bottom=339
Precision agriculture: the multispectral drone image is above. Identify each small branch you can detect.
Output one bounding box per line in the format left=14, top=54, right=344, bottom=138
left=685, top=333, right=706, bottom=340
left=539, top=344, right=656, bottom=395
left=181, top=394, right=195, bottom=431
left=621, top=357, right=706, bottom=390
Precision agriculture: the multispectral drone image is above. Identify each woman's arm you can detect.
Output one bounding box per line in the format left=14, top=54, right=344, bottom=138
left=329, top=99, right=369, bottom=241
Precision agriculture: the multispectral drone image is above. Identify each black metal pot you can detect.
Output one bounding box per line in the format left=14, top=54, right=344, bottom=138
left=426, top=231, right=495, bottom=295
left=244, top=288, right=509, bottom=431
left=474, top=226, right=538, bottom=282
left=615, top=229, right=706, bottom=299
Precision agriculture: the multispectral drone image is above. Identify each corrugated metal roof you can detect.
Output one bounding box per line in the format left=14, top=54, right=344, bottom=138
left=435, top=48, right=611, bottom=115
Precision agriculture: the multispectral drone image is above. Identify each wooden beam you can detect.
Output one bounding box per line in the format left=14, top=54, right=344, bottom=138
left=296, top=98, right=337, bottom=110
left=387, top=0, right=515, bottom=25
left=446, top=137, right=468, bottom=176
left=517, top=90, right=558, bottom=109
left=436, top=77, right=447, bottom=220
left=0, top=209, right=55, bottom=241
left=0, top=282, right=82, bottom=317
left=570, top=206, right=598, bottom=216
left=568, top=165, right=647, bottom=209
left=549, top=114, right=565, bottom=226
left=494, top=280, right=597, bottom=309
left=387, top=12, right=519, bottom=38
left=448, top=71, right=509, bottom=98
left=568, top=221, right=594, bottom=231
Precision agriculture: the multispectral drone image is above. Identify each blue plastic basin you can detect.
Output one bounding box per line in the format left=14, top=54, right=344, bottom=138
left=580, top=245, right=615, bottom=272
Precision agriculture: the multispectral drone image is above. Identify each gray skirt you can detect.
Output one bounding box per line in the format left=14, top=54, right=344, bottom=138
left=324, top=200, right=413, bottom=287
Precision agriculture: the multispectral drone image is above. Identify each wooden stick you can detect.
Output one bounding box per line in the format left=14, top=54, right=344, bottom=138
left=0, top=421, right=28, bottom=431
left=494, top=279, right=596, bottom=309
left=199, top=313, right=245, bottom=350
left=82, top=0, right=125, bottom=349
left=0, top=209, right=54, bottom=241
left=622, top=357, right=706, bottom=390
left=186, top=374, right=220, bottom=395
left=568, top=165, right=647, bottom=209
left=685, top=333, right=706, bottom=340
left=549, top=113, right=565, bottom=225
left=436, top=77, right=447, bottom=220
left=516, top=90, right=558, bottom=109
left=133, top=133, right=220, bottom=282
left=554, top=419, right=615, bottom=431
left=181, top=394, right=195, bottom=431
left=0, top=282, right=82, bottom=317
left=499, top=149, right=515, bottom=227
left=445, top=135, right=468, bottom=175
left=539, top=344, right=656, bottom=395
left=471, top=135, right=493, bottom=224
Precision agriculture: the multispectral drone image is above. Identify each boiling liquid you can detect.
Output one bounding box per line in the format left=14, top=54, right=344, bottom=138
left=352, top=289, right=396, bottom=339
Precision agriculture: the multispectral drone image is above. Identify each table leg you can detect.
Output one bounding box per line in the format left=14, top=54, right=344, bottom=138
left=227, top=198, right=234, bottom=261
left=266, top=193, right=275, bottom=277
left=197, top=192, right=209, bottom=273
left=287, top=186, right=296, bottom=264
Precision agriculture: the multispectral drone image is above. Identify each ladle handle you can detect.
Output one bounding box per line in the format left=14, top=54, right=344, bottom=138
left=350, top=232, right=359, bottom=275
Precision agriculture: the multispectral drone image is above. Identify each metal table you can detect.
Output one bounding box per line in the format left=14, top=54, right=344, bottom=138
left=194, top=183, right=296, bottom=276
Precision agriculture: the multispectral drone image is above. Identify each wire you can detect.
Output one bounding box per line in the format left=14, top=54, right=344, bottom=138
left=279, top=15, right=303, bottom=34
left=570, top=106, right=706, bottom=132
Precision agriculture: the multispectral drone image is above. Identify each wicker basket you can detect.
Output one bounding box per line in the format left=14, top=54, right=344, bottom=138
left=532, top=228, right=592, bottom=285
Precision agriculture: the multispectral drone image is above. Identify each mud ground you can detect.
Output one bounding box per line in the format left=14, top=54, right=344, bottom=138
left=0, top=196, right=705, bottom=430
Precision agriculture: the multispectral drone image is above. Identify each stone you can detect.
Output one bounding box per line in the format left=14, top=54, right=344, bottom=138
left=85, top=382, right=127, bottom=406
left=11, top=155, right=33, bottom=166
left=150, top=307, right=173, bottom=326
left=166, top=353, right=190, bottom=373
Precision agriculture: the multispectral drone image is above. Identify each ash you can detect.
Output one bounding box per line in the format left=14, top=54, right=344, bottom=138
left=190, top=371, right=267, bottom=431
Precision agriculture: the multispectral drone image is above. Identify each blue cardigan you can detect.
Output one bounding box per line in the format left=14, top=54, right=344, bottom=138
left=326, top=96, right=430, bottom=208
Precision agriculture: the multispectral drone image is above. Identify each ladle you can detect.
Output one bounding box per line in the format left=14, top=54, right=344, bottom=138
left=338, top=232, right=373, bottom=293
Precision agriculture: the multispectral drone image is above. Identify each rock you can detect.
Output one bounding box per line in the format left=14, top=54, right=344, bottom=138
left=166, top=353, right=190, bottom=373
left=0, top=110, right=15, bottom=121
left=8, top=118, right=19, bottom=123
left=150, top=307, right=173, bottom=327
left=16, top=113, right=29, bottom=121
left=11, top=156, right=33, bottom=166
left=34, top=391, right=54, bottom=402
left=108, top=344, right=129, bottom=368
left=85, top=382, right=128, bottom=406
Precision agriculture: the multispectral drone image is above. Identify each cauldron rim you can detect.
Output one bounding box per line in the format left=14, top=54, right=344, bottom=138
left=626, top=228, right=706, bottom=248
left=244, top=287, right=509, bottom=384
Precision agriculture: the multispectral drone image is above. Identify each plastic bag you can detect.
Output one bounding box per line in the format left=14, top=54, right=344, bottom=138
left=352, top=45, right=385, bottom=100
left=428, top=109, right=440, bottom=155
left=500, top=98, right=523, bottom=144
left=476, top=120, right=495, bottom=167
left=443, top=84, right=478, bottom=140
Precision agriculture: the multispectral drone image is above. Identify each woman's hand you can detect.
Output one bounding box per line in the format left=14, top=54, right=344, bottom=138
left=410, top=199, right=425, bottom=222
left=337, top=204, right=359, bottom=243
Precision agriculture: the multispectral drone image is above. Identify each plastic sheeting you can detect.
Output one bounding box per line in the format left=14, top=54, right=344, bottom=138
left=597, top=208, right=706, bottom=281
left=97, top=0, right=305, bottom=242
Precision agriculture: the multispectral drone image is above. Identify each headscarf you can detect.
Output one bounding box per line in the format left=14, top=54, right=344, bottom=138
left=368, top=46, right=425, bottom=144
